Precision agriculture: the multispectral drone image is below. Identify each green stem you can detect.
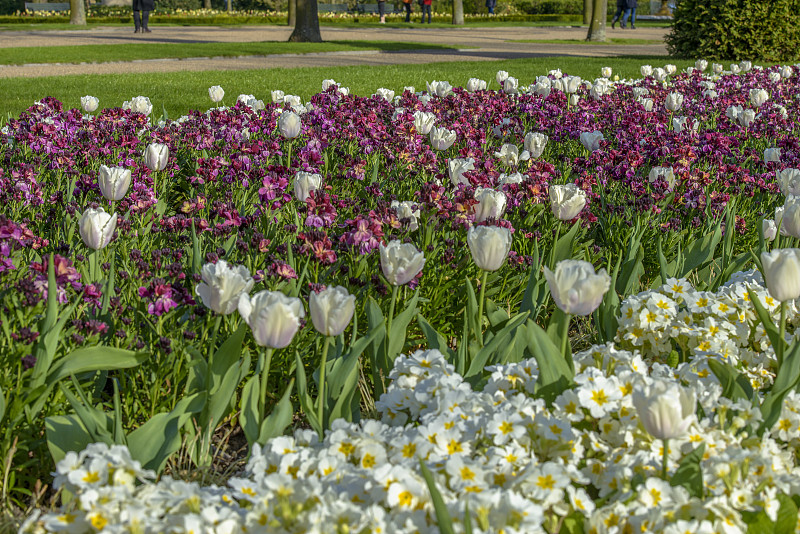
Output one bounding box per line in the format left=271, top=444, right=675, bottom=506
left=477, top=270, right=489, bottom=347
left=259, top=347, right=274, bottom=416
left=661, top=438, right=669, bottom=480
left=560, top=313, right=572, bottom=368
left=778, top=301, right=787, bottom=369
left=387, top=285, right=399, bottom=335
left=208, top=315, right=222, bottom=360
left=317, top=336, right=331, bottom=435
left=286, top=141, right=293, bottom=170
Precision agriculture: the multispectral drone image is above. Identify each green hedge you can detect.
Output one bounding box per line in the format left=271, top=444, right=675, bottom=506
left=665, top=0, right=800, bottom=61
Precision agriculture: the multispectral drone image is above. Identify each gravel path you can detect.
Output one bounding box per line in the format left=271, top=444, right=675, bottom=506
left=0, top=25, right=669, bottom=78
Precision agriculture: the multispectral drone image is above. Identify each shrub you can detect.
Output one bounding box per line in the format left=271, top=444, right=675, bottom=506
left=0, top=0, right=24, bottom=15
left=666, top=0, right=800, bottom=62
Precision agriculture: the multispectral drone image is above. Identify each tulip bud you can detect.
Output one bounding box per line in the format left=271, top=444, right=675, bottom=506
left=238, top=290, right=305, bottom=348
left=778, top=169, right=800, bottom=197
left=549, top=183, right=586, bottom=220
left=544, top=259, right=610, bottom=316
left=293, top=171, right=322, bottom=202
left=712, top=63, right=723, bottom=74
left=79, top=207, right=118, bottom=250
left=764, top=148, right=781, bottom=163
left=472, top=188, right=507, bottom=222
left=278, top=111, right=301, bottom=139
left=664, top=64, right=677, bottom=75
left=413, top=111, right=436, bottom=135
left=143, top=143, right=169, bottom=172
left=126, top=96, right=152, bottom=116
left=781, top=66, right=793, bottom=79
left=496, top=70, right=509, bottom=84
left=664, top=92, right=684, bottom=112
left=467, top=225, right=512, bottom=272
left=448, top=157, right=475, bottom=186
left=81, top=95, right=99, bottom=113
left=739, top=60, right=752, bottom=72
left=640, top=65, right=653, bottom=77
left=749, top=88, right=769, bottom=108
left=601, top=67, right=612, bottom=78
left=762, top=249, right=800, bottom=302
left=763, top=219, right=778, bottom=242
left=98, top=165, right=132, bottom=201
left=310, top=286, right=356, bottom=337
left=781, top=197, right=800, bottom=238
left=579, top=131, right=604, bottom=152
left=465, top=78, right=487, bottom=92
left=380, top=240, right=425, bottom=286
left=503, top=77, right=519, bottom=95
left=208, top=85, right=225, bottom=103
left=632, top=378, right=696, bottom=440
left=374, top=88, right=395, bottom=102
left=391, top=200, right=420, bottom=231
left=524, top=132, right=548, bottom=159
left=695, top=59, right=708, bottom=71
left=195, top=260, right=255, bottom=315
left=429, top=126, right=457, bottom=151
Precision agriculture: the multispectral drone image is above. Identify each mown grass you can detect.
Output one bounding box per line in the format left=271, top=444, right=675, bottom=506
left=0, top=56, right=698, bottom=119
left=0, top=40, right=462, bottom=66
left=510, top=37, right=663, bottom=45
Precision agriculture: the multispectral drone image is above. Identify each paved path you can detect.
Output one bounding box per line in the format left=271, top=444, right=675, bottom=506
left=0, top=25, right=669, bottom=78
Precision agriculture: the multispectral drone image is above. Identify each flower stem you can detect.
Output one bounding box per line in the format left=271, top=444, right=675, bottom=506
left=286, top=141, right=293, bottom=170
left=560, top=313, right=572, bottom=371
left=387, top=285, right=399, bottom=335
left=778, top=301, right=787, bottom=369
left=259, top=347, right=274, bottom=415
left=661, top=438, right=669, bottom=480
left=477, top=270, right=489, bottom=347
left=208, top=315, right=222, bottom=360
left=317, top=336, right=331, bottom=435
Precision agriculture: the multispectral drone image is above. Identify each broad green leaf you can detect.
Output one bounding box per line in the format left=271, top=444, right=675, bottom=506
left=670, top=443, right=705, bottom=498
left=552, top=220, right=581, bottom=266
left=419, top=459, right=455, bottom=534
left=191, top=219, right=202, bottom=275
left=46, top=347, right=149, bottom=387
left=209, top=323, right=247, bottom=394
left=0, top=385, right=5, bottom=424
left=239, top=375, right=261, bottom=445
left=708, top=359, right=755, bottom=404
left=759, top=341, right=800, bottom=436
left=525, top=320, right=573, bottom=404
left=206, top=357, right=247, bottom=432
left=417, top=315, right=456, bottom=361
left=295, top=353, right=321, bottom=436
left=258, top=379, right=295, bottom=445
left=46, top=414, right=105, bottom=465
left=747, top=289, right=785, bottom=357
left=465, top=312, right=528, bottom=379
left=775, top=493, right=799, bottom=534
left=60, top=383, right=113, bottom=443
left=388, top=289, right=420, bottom=358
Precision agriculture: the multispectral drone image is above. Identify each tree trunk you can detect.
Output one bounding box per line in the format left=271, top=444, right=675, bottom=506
left=452, top=0, right=464, bottom=24
left=656, top=0, right=669, bottom=15
left=289, top=0, right=322, bottom=42
left=227, top=0, right=232, bottom=12
left=288, top=0, right=297, bottom=27
left=583, top=0, right=591, bottom=24
left=69, top=0, right=86, bottom=24
left=586, top=0, right=606, bottom=41
left=204, top=0, right=211, bottom=8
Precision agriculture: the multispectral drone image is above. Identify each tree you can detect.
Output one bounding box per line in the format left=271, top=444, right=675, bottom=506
left=289, top=0, right=322, bottom=42
left=69, top=0, right=86, bottom=24
left=452, top=0, right=464, bottom=24
left=583, top=0, right=591, bottom=24
left=585, top=0, right=606, bottom=41
left=204, top=0, right=211, bottom=8
left=288, top=0, right=297, bottom=27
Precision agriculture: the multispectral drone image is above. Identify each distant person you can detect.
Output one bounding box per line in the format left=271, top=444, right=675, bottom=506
left=403, top=0, right=412, bottom=22
left=626, top=0, right=637, bottom=28
left=378, top=0, right=386, bottom=23
left=486, top=0, right=496, bottom=14
left=420, top=0, right=431, bottom=23
left=132, top=0, right=154, bottom=33
left=610, top=0, right=628, bottom=28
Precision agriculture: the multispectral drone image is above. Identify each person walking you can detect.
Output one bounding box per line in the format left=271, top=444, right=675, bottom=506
left=132, top=0, right=154, bottom=33
left=485, top=0, right=496, bottom=14
left=403, top=0, right=412, bottom=22
left=378, top=0, right=386, bottom=23
left=419, top=0, right=431, bottom=23
left=610, top=0, right=627, bottom=28
left=625, top=0, right=637, bottom=28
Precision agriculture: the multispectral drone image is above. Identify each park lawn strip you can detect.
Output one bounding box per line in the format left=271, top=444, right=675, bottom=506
left=0, top=56, right=700, bottom=119
left=0, top=40, right=464, bottom=66
left=509, top=38, right=663, bottom=45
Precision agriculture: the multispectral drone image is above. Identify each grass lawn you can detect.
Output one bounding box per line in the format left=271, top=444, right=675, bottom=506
left=0, top=41, right=463, bottom=66
left=0, top=55, right=697, bottom=120
left=510, top=38, right=663, bottom=45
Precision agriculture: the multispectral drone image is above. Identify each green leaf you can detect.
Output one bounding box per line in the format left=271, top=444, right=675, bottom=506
left=209, top=323, right=247, bottom=395
left=419, top=459, right=455, bottom=534
left=295, top=352, right=321, bottom=436
left=775, top=493, right=799, bottom=534
left=191, top=219, right=202, bottom=275
left=465, top=312, right=528, bottom=379
left=388, top=289, right=420, bottom=358
left=258, top=379, right=295, bottom=445
left=60, top=382, right=113, bottom=443
left=747, top=289, right=785, bottom=358
left=525, top=319, right=573, bottom=404
left=552, top=220, right=581, bottom=266
left=417, top=315, right=457, bottom=361
left=126, top=392, right=207, bottom=473
left=239, top=375, right=261, bottom=445
left=206, top=355, right=247, bottom=432
left=45, top=414, right=103, bottom=465
left=670, top=443, right=705, bottom=498
left=562, top=512, right=586, bottom=534
left=46, top=347, right=149, bottom=387
left=0, top=385, right=5, bottom=424
left=759, top=341, right=800, bottom=436
left=708, top=359, right=755, bottom=404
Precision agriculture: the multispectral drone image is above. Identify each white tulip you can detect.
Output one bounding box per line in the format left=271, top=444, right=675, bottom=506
left=503, top=77, right=519, bottom=95
left=126, top=96, right=152, bottom=117
left=380, top=241, right=425, bottom=286
left=238, top=291, right=305, bottom=349
left=579, top=131, right=604, bottom=152
left=429, top=126, right=457, bottom=151
left=472, top=188, right=507, bottom=222
left=195, top=260, right=255, bottom=315
left=310, top=286, right=356, bottom=337
left=391, top=200, right=421, bottom=231
left=781, top=197, right=800, bottom=239
left=778, top=169, right=800, bottom=197
left=321, top=79, right=338, bottom=91
left=632, top=378, right=696, bottom=440
left=294, top=171, right=322, bottom=202
left=695, top=59, right=708, bottom=71
left=739, top=60, right=752, bottom=72
left=413, top=111, right=436, bottom=135
left=641, top=98, right=654, bottom=112
left=278, top=111, right=301, bottom=139
left=764, top=148, right=781, bottom=163
left=652, top=68, right=667, bottom=82
left=374, top=88, right=395, bottom=102
left=466, top=78, right=487, bottom=92
left=79, top=207, right=117, bottom=250
left=761, top=249, right=800, bottom=302
left=403, top=86, right=416, bottom=94
left=426, top=80, right=452, bottom=98
left=524, top=132, right=548, bottom=159
left=283, top=95, right=302, bottom=107
left=496, top=70, right=509, bottom=84
left=549, top=68, right=563, bottom=78
left=730, top=64, right=741, bottom=74
left=498, top=172, right=523, bottom=185
left=81, top=96, right=99, bottom=113
left=703, top=89, right=718, bottom=100
left=763, top=219, right=778, bottom=242
left=712, top=63, right=723, bottom=74
left=601, top=67, right=612, bottom=78
left=672, top=116, right=699, bottom=133
left=781, top=66, right=793, bottom=79
left=271, top=90, right=285, bottom=103
left=648, top=167, right=676, bottom=189
left=494, top=143, right=529, bottom=166
left=665, top=64, right=677, bottom=75
left=98, top=165, right=132, bottom=201
left=769, top=72, right=781, bottom=84
left=549, top=183, right=587, bottom=220
left=467, top=225, right=512, bottom=272
left=750, top=88, right=769, bottom=108
left=664, top=92, right=684, bottom=112
left=448, top=158, right=475, bottom=186
left=143, top=143, right=169, bottom=172
left=640, top=65, right=653, bottom=77
left=544, top=259, right=610, bottom=316
left=208, top=86, right=225, bottom=103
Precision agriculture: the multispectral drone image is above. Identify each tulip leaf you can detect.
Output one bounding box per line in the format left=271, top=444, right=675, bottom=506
left=758, top=341, right=800, bottom=436
left=419, top=459, right=455, bottom=534
left=60, top=380, right=114, bottom=442
left=295, top=352, right=322, bottom=436
left=0, top=385, right=5, bottom=424
left=206, top=353, right=249, bottom=434
left=670, top=443, right=705, bottom=499
left=552, top=220, right=581, bottom=267
left=191, top=219, right=202, bottom=276
left=417, top=315, right=457, bottom=362
left=519, top=242, right=549, bottom=319
left=239, top=375, right=261, bottom=445
left=562, top=513, right=585, bottom=534
left=388, top=289, right=420, bottom=361
left=708, top=359, right=755, bottom=404
left=126, top=392, right=206, bottom=473
left=775, top=494, right=799, bottom=534
left=46, top=347, right=149, bottom=388
left=46, top=414, right=105, bottom=466
left=257, top=379, right=295, bottom=445
left=747, top=289, right=784, bottom=355
left=465, top=311, right=528, bottom=379
left=209, top=323, right=248, bottom=395
left=682, top=222, right=722, bottom=276
left=525, top=319, right=573, bottom=405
